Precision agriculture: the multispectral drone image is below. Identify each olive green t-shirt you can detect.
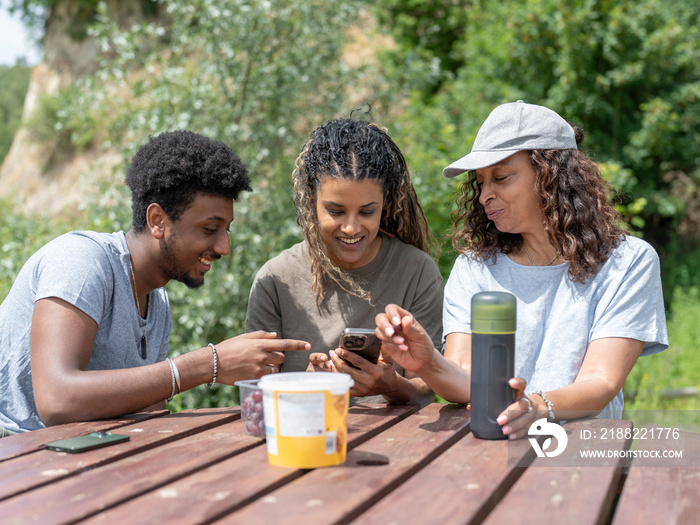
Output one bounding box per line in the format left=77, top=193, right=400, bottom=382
left=245, top=235, right=444, bottom=402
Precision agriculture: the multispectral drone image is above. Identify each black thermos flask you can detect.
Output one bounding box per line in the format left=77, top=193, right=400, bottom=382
left=470, top=291, right=516, bottom=440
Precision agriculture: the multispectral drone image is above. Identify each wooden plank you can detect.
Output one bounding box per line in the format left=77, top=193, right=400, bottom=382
left=78, top=404, right=426, bottom=524
left=0, top=407, right=239, bottom=501
left=612, top=427, right=700, bottom=525
left=351, top=417, right=535, bottom=525
left=217, top=403, right=471, bottom=525
left=0, top=410, right=169, bottom=462
left=482, top=418, right=632, bottom=525
left=0, top=418, right=264, bottom=525
left=344, top=403, right=421, bottom=448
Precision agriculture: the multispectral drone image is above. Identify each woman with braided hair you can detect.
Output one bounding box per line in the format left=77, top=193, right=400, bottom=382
left=245, top=116, right=443, bottom=405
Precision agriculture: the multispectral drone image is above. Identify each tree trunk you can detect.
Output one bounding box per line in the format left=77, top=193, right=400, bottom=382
left=0, top=0, right=166, bottom=215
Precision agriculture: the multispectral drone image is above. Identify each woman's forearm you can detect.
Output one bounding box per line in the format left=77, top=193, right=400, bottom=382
left=416, top=350, right=472, bottom=405
left=530, top=378, right=622, bottom=421
left=382, top=375, right=434, bottom=406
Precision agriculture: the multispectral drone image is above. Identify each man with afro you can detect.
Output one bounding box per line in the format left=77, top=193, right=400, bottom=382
left=0, top=130, right=309, bottom=435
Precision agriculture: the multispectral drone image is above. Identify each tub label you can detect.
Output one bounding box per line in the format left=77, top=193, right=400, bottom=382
left=277, top=392, right=325, bottom=437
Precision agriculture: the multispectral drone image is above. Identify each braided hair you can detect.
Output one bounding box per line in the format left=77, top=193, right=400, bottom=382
left=292, top=117, right=437, bottom=304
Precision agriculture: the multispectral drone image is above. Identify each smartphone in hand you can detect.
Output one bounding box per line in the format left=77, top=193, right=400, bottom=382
left=45, top=431, right=130, bottom=453
left=339, top=328, right=381, bottom=367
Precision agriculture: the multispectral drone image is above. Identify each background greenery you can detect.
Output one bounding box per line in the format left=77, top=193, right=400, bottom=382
left=1, top=0, right=698, bottom=413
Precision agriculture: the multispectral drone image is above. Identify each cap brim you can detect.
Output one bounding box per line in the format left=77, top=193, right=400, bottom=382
left=442, top=150, right=520, bottom=178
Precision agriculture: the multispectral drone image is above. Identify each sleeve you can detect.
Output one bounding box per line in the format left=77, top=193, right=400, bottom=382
left=408, top=258, right=445, bottom=351
left=245, top=263, right=284, bottom=335
left=589, top=241, right=668, bottom=356
left=33, top=235, right=114, bottom=325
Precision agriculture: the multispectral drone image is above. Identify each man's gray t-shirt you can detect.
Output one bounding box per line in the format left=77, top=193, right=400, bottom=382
left=0, top=231, right=171, bottom=433
left=443, top=235, right=668, bottom=419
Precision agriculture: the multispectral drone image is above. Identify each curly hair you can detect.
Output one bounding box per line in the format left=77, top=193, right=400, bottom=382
left=449, top=123, right=626, bottom=283
left=292, top=117, right=437, bottom=304
left=125, top=130, right=252, bottom=232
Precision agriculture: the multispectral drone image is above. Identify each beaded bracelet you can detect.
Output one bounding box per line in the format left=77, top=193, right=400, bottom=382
left=165, top=358, right=177, bottom=403
left=207, top=343, right=218, bottom=388
left=532, top=390, right=555, bottom=421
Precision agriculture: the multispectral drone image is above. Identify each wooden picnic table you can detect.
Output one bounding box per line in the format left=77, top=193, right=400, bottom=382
left=0, top=402, right=697, bottom=524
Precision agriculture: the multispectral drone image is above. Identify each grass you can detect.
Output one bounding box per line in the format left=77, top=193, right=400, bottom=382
left=624, top=286, right=700, bottom=415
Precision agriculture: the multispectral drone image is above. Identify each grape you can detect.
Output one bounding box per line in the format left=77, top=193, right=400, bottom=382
left=241, top=388, right=265, bottom=438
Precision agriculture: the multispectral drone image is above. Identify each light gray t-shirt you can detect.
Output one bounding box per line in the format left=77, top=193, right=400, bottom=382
left=443, top=235, right=668, bottom=419
left=0, top=231, right=171, bottom=433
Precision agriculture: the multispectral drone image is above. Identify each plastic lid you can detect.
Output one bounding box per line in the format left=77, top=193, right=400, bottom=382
left=234, top=379, right=261, bottom=388
left=259, top=372, right=354, bottom=395
left=471, top=291, right=516, bottom=333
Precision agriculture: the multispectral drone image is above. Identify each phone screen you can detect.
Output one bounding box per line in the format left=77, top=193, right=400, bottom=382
left=45, top=431, right=130, bottom=453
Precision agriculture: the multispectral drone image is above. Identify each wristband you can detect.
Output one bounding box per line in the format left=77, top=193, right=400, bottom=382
left=532, top=390, right=555, bottom=421
left=207, top=343, right=218, bottom=388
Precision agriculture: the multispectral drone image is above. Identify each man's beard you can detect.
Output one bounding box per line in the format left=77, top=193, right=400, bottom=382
left=160, top=232, right=205, bottom=289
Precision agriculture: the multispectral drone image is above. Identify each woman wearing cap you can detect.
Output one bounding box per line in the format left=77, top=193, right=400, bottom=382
left=374, top=101, right=668, bottom=438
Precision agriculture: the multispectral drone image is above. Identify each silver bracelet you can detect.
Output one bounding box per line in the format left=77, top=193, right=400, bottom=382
left=532, top=390, right=555, bottom=421
left=207, top=343, right=218, bottom=388
left=165, top=358, right=177, bottom=403
left=171, top=357, right=181, bottom=394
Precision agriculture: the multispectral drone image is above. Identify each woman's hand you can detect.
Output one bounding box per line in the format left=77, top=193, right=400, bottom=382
left=374, top=304, right=437, bottom=374
left=306, top=346, right=433, bottom=404
left=306, top=352, right=333, bottom=372
left=307, top=347, right=401, bottom=397
left=496, top=378, right=542, bottom=440
left=324, top=347, right=401, bottom=397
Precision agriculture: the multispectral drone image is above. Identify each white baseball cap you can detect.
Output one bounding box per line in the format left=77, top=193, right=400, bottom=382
left=443, top=101, right=577, bottom=178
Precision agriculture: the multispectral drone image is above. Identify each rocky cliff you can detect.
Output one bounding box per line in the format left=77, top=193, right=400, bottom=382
left=0, top=0, right=162, bottom=216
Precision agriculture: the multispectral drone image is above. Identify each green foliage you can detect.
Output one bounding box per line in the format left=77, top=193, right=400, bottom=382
left=87, top=0, right=362, bottom=161
left=371, top=0, right=470, bottom=96
left=380, top=104, right=465, bottom=277
left=656, top=238, right=700, bottom=309
left=0, top=64, right=32, bottom=162
left=443, top=0, right=700, bottom=194
left=25, top=84, right=101, bottom=155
